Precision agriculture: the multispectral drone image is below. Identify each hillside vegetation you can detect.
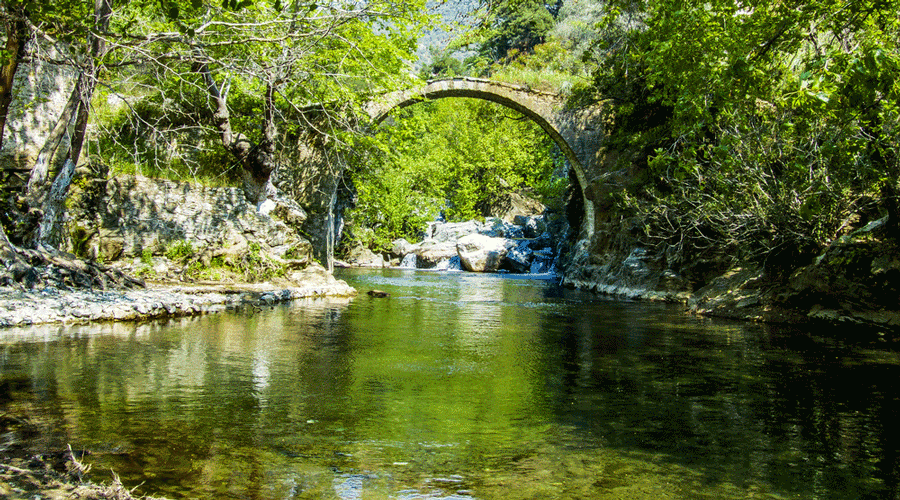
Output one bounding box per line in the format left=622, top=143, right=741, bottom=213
left=418, top=0, right=899, bottom=276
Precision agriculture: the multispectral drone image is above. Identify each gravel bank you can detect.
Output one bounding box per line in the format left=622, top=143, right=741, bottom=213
left=0, top=270, right=356, bottom=328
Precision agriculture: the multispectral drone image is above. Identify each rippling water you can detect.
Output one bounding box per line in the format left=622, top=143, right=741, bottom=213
left=1, top=268, right=898, bottom=499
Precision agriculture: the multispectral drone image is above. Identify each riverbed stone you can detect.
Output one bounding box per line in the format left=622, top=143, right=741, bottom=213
left=457, top=234, right=510, bottom=273
left=414, top=240, right=459, bottom=268
left=502, top=240, right=534, bottom=273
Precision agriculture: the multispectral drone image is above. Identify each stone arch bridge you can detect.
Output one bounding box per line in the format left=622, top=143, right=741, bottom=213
left=365, top=77, right=605, bottom=235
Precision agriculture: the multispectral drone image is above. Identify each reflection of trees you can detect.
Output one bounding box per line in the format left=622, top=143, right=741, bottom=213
left=538, top=303, right=900, bottom=498
left=0, top=298, right=355, bottom=497
left=3, top=281, right=899, bottom=499
left=339, top=274, right=552, bottom=471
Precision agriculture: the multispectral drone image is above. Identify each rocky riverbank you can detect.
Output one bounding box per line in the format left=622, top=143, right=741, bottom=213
left=561, top=216, right=900, bottom=331
left=0, top=173, right=360, bottom=328
left=0, top=263, right=355, bottom=327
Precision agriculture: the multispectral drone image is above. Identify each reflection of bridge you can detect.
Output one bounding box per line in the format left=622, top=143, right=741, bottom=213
left=365, top=77, right=605, bottom=235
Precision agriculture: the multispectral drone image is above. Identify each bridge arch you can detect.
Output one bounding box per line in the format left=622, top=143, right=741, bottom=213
left=366, top=78, right=600, bottom=235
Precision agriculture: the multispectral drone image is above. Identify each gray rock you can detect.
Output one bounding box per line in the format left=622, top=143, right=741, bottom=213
left=68, top=175, right=311, bottom=264
left=415, top=240, right=459, bottom=268
left=515, top=215, right=546, bottom=239
left=457, top=234, right=509, bottom=272
left=432, top=221, right=482, bottom=242
left=344, top=246, right=386, bottom=268
left=391, top=238, right=417, bottom=257
left=501, top=240, right=533, bottom=274
left=479, top=217, right=523, bottom=239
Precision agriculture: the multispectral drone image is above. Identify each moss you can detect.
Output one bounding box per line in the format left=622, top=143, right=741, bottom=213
left=69, top=225, right=95, bottom=259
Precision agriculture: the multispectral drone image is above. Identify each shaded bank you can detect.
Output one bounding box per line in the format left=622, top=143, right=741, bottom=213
left=561, top=216, right=900, bottom=331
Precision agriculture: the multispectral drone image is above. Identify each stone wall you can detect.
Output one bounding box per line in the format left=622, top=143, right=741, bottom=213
left=67, top=175, right=311, bottom=263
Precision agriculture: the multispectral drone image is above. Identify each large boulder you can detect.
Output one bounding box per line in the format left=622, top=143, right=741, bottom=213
left=457, top=234, right=510, bottom=273
left=345, top=246, right=387, bottom=268
left=391, top=238, right=417, bottom=258
left=485, top=192, right=546, bottom=223
left=501, top=240, right=534, bottom=273
left=415, top=239, right=458, bottom=268
left=480, top=217, right=524, bottom=239
left=431, top=220, right=481, bottom=242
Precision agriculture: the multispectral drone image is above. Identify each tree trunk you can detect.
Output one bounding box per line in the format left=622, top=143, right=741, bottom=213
left=0, top=6, right=28, bottom=151
left=198, top=62, right=278, bottom=206
left=27, top=0, right=111, bottom=249
left=30, top=158, right=75, bottom=249
left=24, top=79, right=81, bottom=205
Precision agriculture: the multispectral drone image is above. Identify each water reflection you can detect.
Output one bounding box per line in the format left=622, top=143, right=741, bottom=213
left=0, top=272, right=897, bottom=499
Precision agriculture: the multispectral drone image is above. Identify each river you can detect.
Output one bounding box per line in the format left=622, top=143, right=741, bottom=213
left=0, top=268, right=898, bottom=499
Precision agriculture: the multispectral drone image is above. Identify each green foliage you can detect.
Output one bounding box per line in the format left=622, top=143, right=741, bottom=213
left=583, top=0, right=900, bottom=263
left=420, top=49, right=468, bottom=79
left=86, top=0, right=432, bottom=185
left=450, top=0, right=597, bottom=93
left=165, top=240, right=194, bottom=261
left=478, top=0, right=555, bottom=62
left=90, top=82, right=243, bottom=185
left=140, top=248, right=153, bottom=265
left=346, top=98, right=566, bottom=250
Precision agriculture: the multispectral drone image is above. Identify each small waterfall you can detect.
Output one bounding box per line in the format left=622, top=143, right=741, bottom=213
left=433, top=255, right=462, bottom=271
left=400, top=253, right=418, bottom=269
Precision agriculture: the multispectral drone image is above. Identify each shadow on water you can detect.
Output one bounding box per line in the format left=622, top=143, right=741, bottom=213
left=0, top=268, right=898, bottom=499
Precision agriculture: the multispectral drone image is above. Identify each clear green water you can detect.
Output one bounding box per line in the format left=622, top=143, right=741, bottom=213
left=1, top=268, right=899, bottom=499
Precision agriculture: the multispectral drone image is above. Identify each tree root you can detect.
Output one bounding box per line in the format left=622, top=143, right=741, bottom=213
left=0, top=229, right=144, bottom=291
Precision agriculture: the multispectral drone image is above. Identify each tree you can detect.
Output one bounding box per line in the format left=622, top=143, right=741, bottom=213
left=0, top=0, right=430, bottom=286
left=477, top=0, right=555, bottom=62
left=0, top=3, right=28, bottom=151
left=585, top=0, right=900, bottom=271
left=97, top=0, right=427, bottom=205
